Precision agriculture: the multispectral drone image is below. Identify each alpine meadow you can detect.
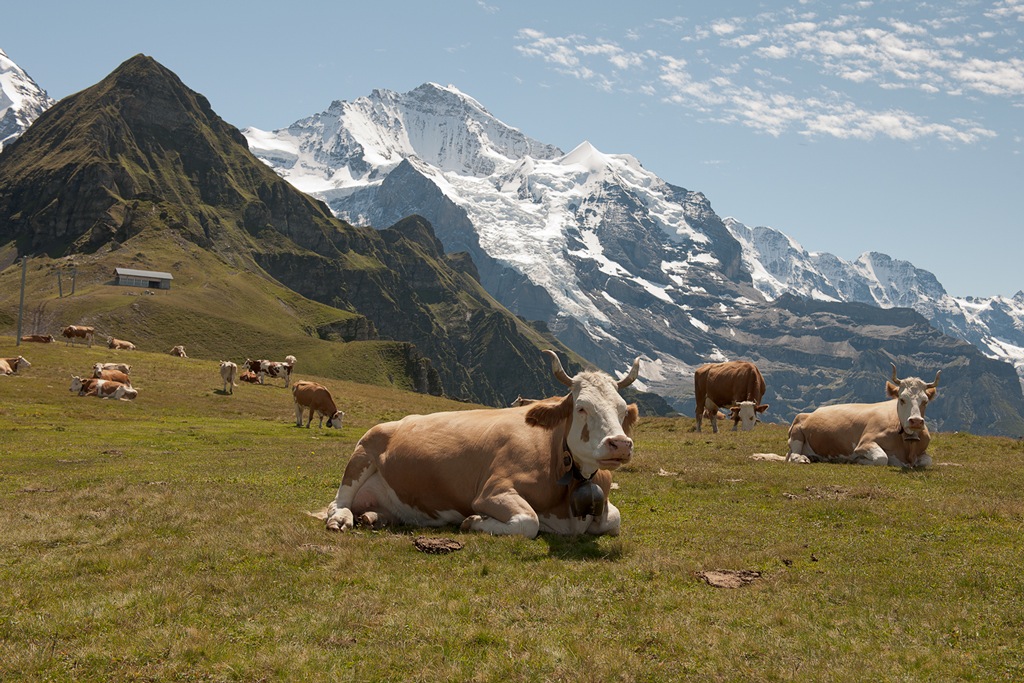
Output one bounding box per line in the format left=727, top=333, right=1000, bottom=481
left=2, top=49, right=1024, bottom=682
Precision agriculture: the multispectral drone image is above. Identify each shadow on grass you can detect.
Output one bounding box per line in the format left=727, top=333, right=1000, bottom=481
left=538, top=533, right=625, bottom=561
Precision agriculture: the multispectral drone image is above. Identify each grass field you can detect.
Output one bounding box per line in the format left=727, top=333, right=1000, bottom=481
left=2, top=338, right=1023, bottom=681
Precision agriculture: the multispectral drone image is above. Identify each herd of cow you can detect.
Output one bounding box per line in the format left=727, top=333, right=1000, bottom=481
left=7, top=330, right=942, bottom=540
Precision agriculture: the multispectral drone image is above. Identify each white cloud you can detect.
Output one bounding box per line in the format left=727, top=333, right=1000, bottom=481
left=514, top=4, right=1021, bottom=144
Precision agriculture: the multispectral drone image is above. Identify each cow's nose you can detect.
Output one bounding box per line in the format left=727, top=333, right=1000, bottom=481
left=907, top=417, right=925, bottom=430
left=604, top=435, right=633, bottom=454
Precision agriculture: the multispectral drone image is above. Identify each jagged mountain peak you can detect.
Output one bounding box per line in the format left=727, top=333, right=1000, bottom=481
left=0, top=46, right=55, bottom=151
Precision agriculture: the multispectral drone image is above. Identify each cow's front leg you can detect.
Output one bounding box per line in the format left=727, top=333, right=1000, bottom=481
left=786, top=431, right=812, bottom=463
left=853, top=443, right=888, bottom=466
left=461, top=491, right=540, bottom=538
left=586, top=500, right=621, bottom=536
left=326, top=449, right=378, bottom=532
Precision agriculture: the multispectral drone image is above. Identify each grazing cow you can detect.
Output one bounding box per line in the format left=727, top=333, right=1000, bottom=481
left=292, top=380, right=344, bottom=428
left=94, top=362, right=131, bottom=375
left=21, top=334, right=54, bottom=343
left=220, top=361, right=238, bottom=394
left=785, top=364, right=940, bottom=468
left=62, top=325, right=95, bottom=347
left=170, top=345, right=187, bottom=357
left=92, top=367, right=132, bottom=386
left=324, top=350, right=641, bottom=538
left=694, top=360, right=769, bottom=433
left=1, top=356, right=31, bottom=375
left=107, top=336, right=137, bottom=350
left=70, top=376, right=138, bottom=400
left=239, top=370, right=260, bottom=384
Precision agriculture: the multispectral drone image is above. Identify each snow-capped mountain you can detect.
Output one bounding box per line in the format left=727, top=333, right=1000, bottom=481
left=0, top=48, right=53, bottom=152
left=243, top=83, right=1024, bottom=434
left=726, top=219, right=1024, bottom=386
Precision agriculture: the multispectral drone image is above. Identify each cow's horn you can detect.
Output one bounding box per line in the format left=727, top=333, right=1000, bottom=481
left=927, top=370, right=941, bottom=389
left=890, top=363, right=902, bottom=384
left=543, top=350, right=573, bottom=387
left=617, top=357, right=641, bottom=390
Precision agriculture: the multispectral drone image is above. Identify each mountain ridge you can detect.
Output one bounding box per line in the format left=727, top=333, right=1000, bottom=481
left=0, top=55, right=595, bottom=407
left=243, top=82, right=1024, bottom=435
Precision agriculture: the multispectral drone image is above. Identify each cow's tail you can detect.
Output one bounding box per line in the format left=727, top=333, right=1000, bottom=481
left=750, top=453, right=787, bottom=462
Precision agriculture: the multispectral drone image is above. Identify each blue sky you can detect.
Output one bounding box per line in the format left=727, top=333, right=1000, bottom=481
left=3, top=0, right=1022, bottom=297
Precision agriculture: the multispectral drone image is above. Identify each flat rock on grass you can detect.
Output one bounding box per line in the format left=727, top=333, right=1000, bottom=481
left=698, top=569, right=762, bottom=588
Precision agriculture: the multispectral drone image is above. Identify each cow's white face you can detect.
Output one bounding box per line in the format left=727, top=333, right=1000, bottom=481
left=16, top=356, right=30, bottom=369
left=566, top=372, right=635, bottom=478
left=887, top=377, right=938, bottom=439
left=70, top=376, right=84, bottom=393
left=730, top=400, right=769, bottom=431
left=327, top=411, right=344, bottom=430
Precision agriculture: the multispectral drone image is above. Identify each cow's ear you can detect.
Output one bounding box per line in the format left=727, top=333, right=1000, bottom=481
left=730, top=406, right=741, bottom=416
left=756, top=404, right=769, bottom=414
left=886, top=381, right=899, bottom=398
left=525, top=394, right=574, bottom=429
left=622, top=403, right=640, bottom=436
left=926, top=387, right=937, bottom=401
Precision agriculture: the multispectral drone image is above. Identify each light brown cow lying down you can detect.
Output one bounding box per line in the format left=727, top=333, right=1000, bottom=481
left=1, top=356, right=31, bottom=375
left=107, top=336, right=137, bottom=350
left=94, top=362, right=131, bottom=375
left=70, top=376, right=138, bottom=400
left=92, top=367, right=132, bottom=386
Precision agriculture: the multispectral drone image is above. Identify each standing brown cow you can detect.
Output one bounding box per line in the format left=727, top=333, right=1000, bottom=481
left=694, top=360, right=769, bottom=433
left=62, top=325, right=95, bottom=347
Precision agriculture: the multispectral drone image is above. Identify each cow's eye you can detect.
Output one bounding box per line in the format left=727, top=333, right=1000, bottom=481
left=900, top=399, right=906, bottom=404
left=577, top=407, right=587, bottom=415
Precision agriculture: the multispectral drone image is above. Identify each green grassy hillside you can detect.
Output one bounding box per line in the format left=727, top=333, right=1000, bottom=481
left=2, top=338, right=1023, bottom=680
left=0, top=231, right=437, bottom=391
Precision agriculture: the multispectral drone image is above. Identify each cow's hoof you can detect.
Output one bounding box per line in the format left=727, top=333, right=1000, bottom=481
left=460, top=515, right=483, bottom=532
left=326, top=508, right=354, bottom=532
left=786, top=454, right=811, bottom=464
left=358, top=511, right=382, bottom=528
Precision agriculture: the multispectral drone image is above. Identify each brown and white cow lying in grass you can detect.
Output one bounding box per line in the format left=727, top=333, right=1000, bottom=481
left=107, top=336, right=137, bottom=350
left=220, top=361, right=238, bottom=394
left=239, top=370, right=260, bottom=384
left=323, top=350, right=640, bottom=538
left=70, top=376, right=138, bottom=400
left=1, top=356, right=31, bottom=375
left=754, top=364, right=940, bottom=468
left=62, top=325, right=95, bottom=347
left=94, top=362, right=132, bottom=375
left=21, top=334, right=53, bottom=343
left=91, top=366, right=132, bottom=386
left=292, top=380, right=344, bottom=429
left=170, top=345, right=187, bottom=357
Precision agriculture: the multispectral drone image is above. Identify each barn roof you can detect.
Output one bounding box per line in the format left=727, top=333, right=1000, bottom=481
left=114, top=268, right=174, bottom=280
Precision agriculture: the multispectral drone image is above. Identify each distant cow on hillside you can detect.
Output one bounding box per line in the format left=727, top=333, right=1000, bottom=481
left=62, top=325, right=95, bottom=347
left=170, top=345, right=187, bottom=358
left=107, top=336, right=137, bottom=350
left=220, top=361, right=238, bottom=394
left=292, top=380, right=344, bottom=429
left=21, top=334, right=53, bottom=343
left=1, top=356, right=31, bottom=375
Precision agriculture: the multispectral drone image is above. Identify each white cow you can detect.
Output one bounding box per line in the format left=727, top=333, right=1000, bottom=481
left=220, top=361, right=238, bottom=394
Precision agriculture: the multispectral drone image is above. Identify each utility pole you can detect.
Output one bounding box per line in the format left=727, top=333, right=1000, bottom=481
left=71, top=268, right=77, bottom=295
left=16, top=255, right=28, bottom=346
left=57, top=270, right=63, bottom=297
